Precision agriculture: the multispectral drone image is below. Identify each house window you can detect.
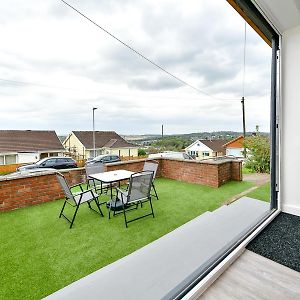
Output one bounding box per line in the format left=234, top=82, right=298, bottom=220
left=49, top=153, right=58, bottom=157
left=96, top=150, right=104, bottom=156
left=0, top=156, right=4, bottom=165
left=5, top=155, right=17, bottom=165
left=189, top=151, right=196, bottom=157
left=202, top=152, right=210, bottom=157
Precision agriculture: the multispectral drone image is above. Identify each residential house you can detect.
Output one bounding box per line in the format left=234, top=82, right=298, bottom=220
left=63, top=131, right=138, bottom=159
left=185, top=139, right=226, bottom=160
left=0, top=130, right=65, bottom=165
left=223, top=135, right=245, bottom=158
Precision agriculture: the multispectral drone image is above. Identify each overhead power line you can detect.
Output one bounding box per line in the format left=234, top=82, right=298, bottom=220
left=0, top=77, right=76, bottom=90
left=0, top=77, right=238, bottom=101
left=59, top=0, right=234, bottom=101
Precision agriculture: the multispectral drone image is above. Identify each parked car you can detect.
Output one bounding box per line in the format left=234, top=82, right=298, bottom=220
left=86, top=154, right=121, bottom=165
left=148, top=152, right=194, bottom=160
left=2, top=168, right=57, bottom=179
left=17, top=157, right=77, bottom=171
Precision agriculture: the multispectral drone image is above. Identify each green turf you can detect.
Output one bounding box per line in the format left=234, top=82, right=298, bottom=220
left=246, top=182, right=270, bottom=202
left=0, top=178, right=253, bottom=300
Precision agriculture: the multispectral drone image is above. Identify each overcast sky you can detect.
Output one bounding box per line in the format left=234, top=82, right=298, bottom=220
left=0, top=0, right=272, bottom=135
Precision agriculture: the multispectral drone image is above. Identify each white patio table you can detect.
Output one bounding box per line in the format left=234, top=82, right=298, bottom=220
left=89, top=169, right=134, bottom=213
left=88, top=169, right=134, bottom=184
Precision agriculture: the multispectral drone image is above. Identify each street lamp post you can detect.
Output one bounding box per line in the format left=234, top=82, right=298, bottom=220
left=92, top=107, right=98, bottom=158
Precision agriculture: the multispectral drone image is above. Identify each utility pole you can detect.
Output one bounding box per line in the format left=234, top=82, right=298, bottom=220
left=161, top=124, right=164, bottom=140
left=92, top=107, right=98, bottom=158
left=241, top=22, right=247, bottom=158
left=241, top=97, right=246, bottom=158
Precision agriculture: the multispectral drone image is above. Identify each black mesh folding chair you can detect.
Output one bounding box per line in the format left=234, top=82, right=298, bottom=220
left=107, top=171, right=155, bottom=228
left=85, top=163, right=111, bottom=195
left=143, top=161, right=159, bottom=199
left=56, top=172, right=104, bottom=229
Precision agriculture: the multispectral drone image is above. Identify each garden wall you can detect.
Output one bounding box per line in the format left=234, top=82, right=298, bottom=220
left=160, top=158, right=242, bottom=188
left=0, top=158, right=241, bottom=212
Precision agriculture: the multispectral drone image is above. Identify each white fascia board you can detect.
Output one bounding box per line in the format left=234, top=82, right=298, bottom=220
left=186, top=141, right=212, bottom=152
left=185, top=140, right=200, bottom=150
left=62, top=133, right=72, bottom=145
left=37, top=149, right=66, bottom=153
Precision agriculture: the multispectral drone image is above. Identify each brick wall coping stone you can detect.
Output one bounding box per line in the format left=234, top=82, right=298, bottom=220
left=0, top=168, right=85, bottom=182
left=107, top=157, right=241, bottom=166
left=0, top=157, right=240, bottom=182
left=105, top=158, right=158, bottom=166
left=156, top=157, right=241, bottom=165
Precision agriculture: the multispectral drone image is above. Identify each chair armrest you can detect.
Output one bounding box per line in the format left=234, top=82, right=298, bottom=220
left=115, top=187, right=126, bottom=195
left=115, top=187, right=128, bottom=203
left=70, top=183, right=85, bottom=192
left=78, top=188, right=98, bottom=197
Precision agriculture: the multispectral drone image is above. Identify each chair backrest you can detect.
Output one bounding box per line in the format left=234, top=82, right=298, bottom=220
left=126, top=171, right=153, bottom=204
left=143, top=161, right=158, bottom=180
left=85, top=163, right=105, bottom=177
left=56, top=172, right=75, bottom=202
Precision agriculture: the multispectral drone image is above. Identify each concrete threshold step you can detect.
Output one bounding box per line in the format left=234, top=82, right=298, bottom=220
left=44, top=197, right=270, bottom=300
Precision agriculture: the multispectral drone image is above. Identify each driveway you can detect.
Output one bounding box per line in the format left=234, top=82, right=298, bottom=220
left=243, top=173, right=270, bottom=186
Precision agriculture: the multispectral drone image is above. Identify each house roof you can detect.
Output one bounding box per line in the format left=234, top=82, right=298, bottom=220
left=72, top=131, right=136, bottom=149
left=223, top=136, right=244, bottom=148
left=200, top=139, right=227, bottom=153
left=0, top=130, right=65, bottom=153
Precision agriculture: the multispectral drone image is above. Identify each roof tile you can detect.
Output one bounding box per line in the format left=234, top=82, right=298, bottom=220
left=72, top=131, right=136, bottom=149
left=0, top=130, right=65, bottom=153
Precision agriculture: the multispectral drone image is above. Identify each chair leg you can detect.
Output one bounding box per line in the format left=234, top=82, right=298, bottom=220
left=152, top=182, right=159, bottom=200
left=108, top=200, right=112, bottom=219
left=149, top=197, right=155, bottom=218
left=59, top=200, right=67, bottom=218
left=122, top=203, right=128, bottom=228
left=95, top=199, right=104, bottom=217
left=70, top=204, right=80, bottom=229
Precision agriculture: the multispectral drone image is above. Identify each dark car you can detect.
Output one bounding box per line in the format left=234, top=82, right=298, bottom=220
left=17, top=157, right=77, bottom=171
left=2, top=168, right=57, bottom=179
left=86, top=154, right=121, bottom=165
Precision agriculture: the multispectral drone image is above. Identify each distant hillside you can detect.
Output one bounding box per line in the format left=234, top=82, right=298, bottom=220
left=123, top=131, right=269, bottom=143
left=122, top=134, right=161, bottom=141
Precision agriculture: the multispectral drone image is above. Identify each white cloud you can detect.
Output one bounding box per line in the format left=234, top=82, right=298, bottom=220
left=0, top=0, right=272, bottom=134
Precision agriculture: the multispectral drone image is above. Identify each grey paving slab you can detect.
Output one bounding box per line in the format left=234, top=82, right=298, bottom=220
left=44, top=198, right=269, bottom=300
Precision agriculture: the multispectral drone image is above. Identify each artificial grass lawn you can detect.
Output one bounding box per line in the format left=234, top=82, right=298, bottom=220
left=0, top=178, right=253, bottom=300
left=246, top=182, right=270, bottom=202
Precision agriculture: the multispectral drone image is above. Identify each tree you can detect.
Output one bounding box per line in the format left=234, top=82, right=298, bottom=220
left=138, top=148, right=146, bottom=156
left=244, top=136, right=270, bottom=173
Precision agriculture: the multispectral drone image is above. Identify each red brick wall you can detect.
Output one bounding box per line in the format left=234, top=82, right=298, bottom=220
left=160, top=159, right=241, bottom=188
left=0, top=158, right=241, bottom=212
left=231, top=161, right=243, bottom=181
left=0, top=169, right=85, bottom=212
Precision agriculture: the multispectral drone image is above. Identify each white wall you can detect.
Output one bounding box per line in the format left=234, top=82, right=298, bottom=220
left=226, top=148, right=243, bottom=157
left=18, top=152, right=39, bottom=163
left=281, top=24, right=300, bottom=216
left=186, top=140, right=212, bottom=152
